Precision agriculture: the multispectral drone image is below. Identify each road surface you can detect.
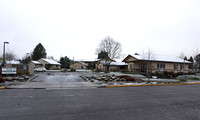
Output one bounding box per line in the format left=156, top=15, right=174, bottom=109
left=1, top=85, right=200, bottom=120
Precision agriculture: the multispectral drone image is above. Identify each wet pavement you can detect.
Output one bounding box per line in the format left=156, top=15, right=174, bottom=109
left=6, top=72, right=101, bottom=89
left=1, top=85, right=200, bottom=120
left=32, top=72, right=86, bottom=82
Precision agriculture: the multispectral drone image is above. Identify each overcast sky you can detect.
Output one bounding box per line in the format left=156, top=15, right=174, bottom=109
left=0, top=0, right=200, bottom=61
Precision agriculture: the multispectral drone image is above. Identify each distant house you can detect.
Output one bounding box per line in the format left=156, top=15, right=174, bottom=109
left=122, top=54, right=191, bottom=73
left=96, top=60, right=127, bottom=72
left=28, top=61, right=43, bottom=74
left=70, top=61, right=88, bottom=69
left=38, top=58, right=61, bottom=70
left=74, top=59, right=99, bottom=69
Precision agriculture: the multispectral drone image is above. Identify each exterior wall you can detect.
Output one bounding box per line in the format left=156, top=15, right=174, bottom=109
left=11, top=64, right=29, bottom=75
left=84, top=61, right=96, bottom=69
left=29, top=64, right=35, bottom=75
left=126, top=61, right=189, bottom=73
left=38, top=59, right=49, bottom=67
left=70, top=62, right=87, bottom=69
left=152, top=62, right=189, bottom=73
left=45, top=64, right=61, bottom=70
left=109, top=66, right=121, bottom=71
left=29, top=62, right=43, bottom=68
left=127, top=62, right=141, bottom=72
left=4, top=64, right=30, bottom=75
left=96, top=63, right=126, bottom=72
left=96, top=63, right=106, bottom=71
left=28, top=62, right=43, bottom=75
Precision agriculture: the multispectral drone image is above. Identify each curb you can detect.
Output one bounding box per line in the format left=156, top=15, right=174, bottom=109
left=80, top=75, right=88, bottom=82
left=27, top=74, right=38, bottom=82
left=0, top=87, right=5, bottom=89
left=106, top=82, right=200, bottom=88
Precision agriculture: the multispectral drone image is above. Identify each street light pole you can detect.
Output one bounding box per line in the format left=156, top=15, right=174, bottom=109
left=26, top=53, right=29, bottom=64
left=2, top=42, right=9, bottom=67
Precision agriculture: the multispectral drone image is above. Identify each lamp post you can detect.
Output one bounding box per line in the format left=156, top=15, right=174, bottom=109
left=2, top=42, right=9, bottom=67
left=26, top=53, right=29, bottom=64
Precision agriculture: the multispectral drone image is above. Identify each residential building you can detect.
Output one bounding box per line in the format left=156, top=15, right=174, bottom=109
left=28, top=60, right=43, bottom=74
left=96, top=60, right=127, bottom=72
left=74, top=59, right=99, bottom=69
left=38, top=58, right=61, bottom=70
left=70, top=61, right=88, bottom=69
left=122, top=54, right=191, bottom=73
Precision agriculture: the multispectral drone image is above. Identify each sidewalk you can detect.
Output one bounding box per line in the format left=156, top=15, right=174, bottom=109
left=6, top=82, right=101, bottom=89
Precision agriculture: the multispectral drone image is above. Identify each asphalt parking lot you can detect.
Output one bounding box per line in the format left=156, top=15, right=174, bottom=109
left=32, top=72, right=85, bottom=82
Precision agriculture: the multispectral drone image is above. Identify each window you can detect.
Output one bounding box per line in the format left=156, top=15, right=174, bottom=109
left=180, top=64, right=184, bottom=72
left=157, top=64, right=165, bottom=70
left=174, top=64, right=178, bottom=70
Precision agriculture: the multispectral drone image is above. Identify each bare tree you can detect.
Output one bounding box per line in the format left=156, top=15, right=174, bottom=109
left=3, top=51, right=17, bottom=61
left=96, top=36, right=122, bottom=72
left=179, top=52, right=185, bottom=59
left=21, top=56, right=31, bottom=64
left=142, top=48, right=155, bottom=83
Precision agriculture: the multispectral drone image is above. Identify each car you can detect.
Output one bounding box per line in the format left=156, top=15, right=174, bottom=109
left=34, top=67, right=46, bottom=72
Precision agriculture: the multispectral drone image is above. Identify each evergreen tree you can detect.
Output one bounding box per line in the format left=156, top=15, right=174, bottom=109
left=184, top=56, right=188, bottom=60
left=21, top=56, right=31, bottom=64
left=188, top=56, right=194, bottom=69
left=59, top=56, right=70, bottom=68
left=97, top=51, right=109, bottom=59
left=31, top=43, right=47, bottom=61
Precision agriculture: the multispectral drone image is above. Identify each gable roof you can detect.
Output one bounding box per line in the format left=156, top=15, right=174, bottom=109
left=41, top=58, right=61, bottom=65
left=123, top=54, right=191, bottom=63
left=31, top=60, right=41, bottom=64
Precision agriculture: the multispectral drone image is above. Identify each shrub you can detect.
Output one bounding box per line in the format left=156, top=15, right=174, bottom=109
left=0, top=77, right=5, bottom=83
left=70, top=68, right=76, bottom=72
left=17, top=71, right=30, bottom=76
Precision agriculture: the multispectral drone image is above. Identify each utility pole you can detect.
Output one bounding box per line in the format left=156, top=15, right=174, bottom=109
left=2, top=42, right=9, bottom=67
left=26, top=53, right=29, bottom=64
left=183, top=59, right=185, bottom=80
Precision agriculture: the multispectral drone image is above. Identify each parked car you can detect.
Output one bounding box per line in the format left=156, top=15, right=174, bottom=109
left=34, top=67, right=46, bottom=72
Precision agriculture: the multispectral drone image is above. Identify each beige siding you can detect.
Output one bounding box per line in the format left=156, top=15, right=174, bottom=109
left=38, top=59, right=48, bottom=67
left=70, top=62, right=87, bottom=69
left=126, top=61, right=189, bottom=73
